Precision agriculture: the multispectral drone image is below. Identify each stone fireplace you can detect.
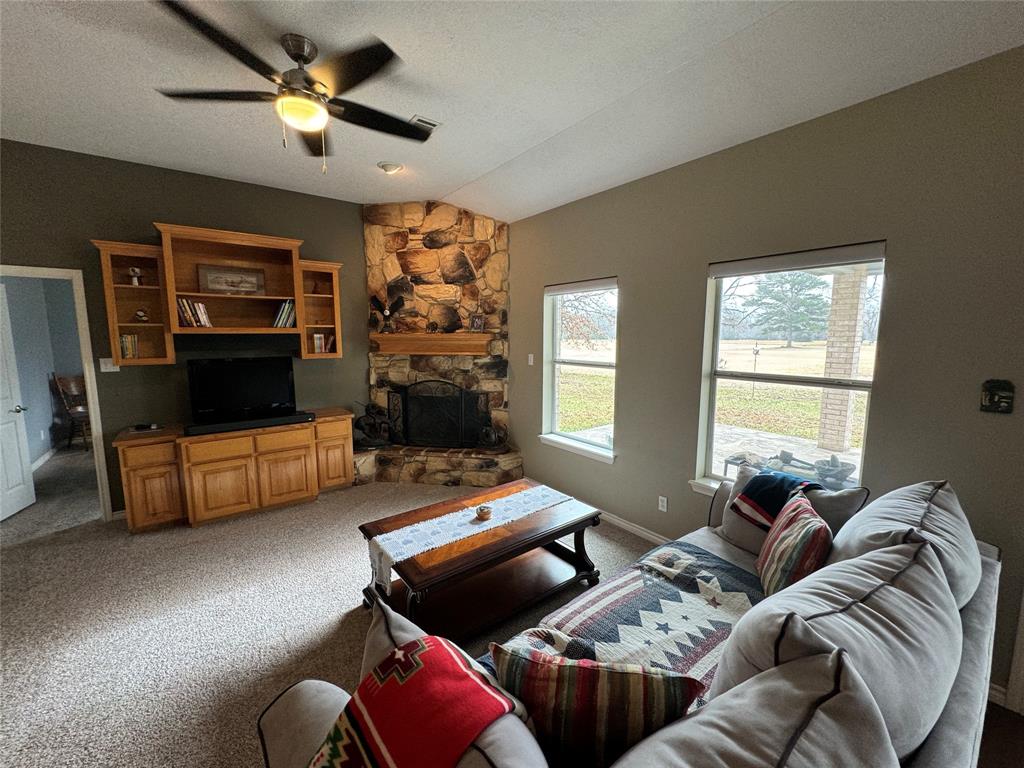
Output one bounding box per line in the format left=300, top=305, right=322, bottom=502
left=357, top=201, right=521, bottom=487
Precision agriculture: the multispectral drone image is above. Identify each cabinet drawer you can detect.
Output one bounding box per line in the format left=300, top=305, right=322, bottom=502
left=122, top=441, right=176, bottom=468
left=316, top=419, right=352, bottom=440
left=255, top=426, right=314, bottom=454
left=186, top=435, right=253, bottom=464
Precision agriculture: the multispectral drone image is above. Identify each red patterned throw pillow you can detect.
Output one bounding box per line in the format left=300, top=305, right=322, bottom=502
left=490, top=639, right=703, bottom=767
left=756, top=491, right=833, bottom=595
left=309, top=636, right=515, bottom=768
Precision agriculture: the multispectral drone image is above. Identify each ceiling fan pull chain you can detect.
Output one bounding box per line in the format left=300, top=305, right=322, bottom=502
left=281, top=120, right=287, bottom=149
left=321, top=130, right=327, bottom=174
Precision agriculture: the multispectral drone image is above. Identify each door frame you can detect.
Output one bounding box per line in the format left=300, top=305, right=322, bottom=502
left=0, top=265, right=113, bottom=522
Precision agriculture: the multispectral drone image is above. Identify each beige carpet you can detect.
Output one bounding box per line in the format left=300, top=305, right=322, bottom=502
left=1, top=481, right=650, bottom=767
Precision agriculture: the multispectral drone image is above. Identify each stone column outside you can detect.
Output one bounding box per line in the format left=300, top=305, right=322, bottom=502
left=817, top=266, right=868, bottom=452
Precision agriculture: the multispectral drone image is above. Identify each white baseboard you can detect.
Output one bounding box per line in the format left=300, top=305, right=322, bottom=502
left=111, top=509, right=126, bottom=520
left=31, top=448, right=56, bottom=471
left=989, top=683, right=1007, bottom=707
left=600, top=511, right=670, bottom=545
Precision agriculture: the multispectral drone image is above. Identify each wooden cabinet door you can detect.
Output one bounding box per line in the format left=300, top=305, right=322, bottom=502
left=126, top=464, right=184, bottom=530
left=317, top=438, right=353, bottom=489
left=257, top=446, right=317, bottom=507
left=188, top=456, right=258, bottom=523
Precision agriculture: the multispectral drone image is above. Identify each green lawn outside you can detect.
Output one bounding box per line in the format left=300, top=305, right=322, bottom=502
left=555, top=367, right=615, bottom=433
left=555, top=369, right=867, bottom=447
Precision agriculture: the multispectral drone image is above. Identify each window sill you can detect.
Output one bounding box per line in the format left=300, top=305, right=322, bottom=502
left=538, top=433, right=615, bottom=464
left=689, top=477, right=721, bottom=497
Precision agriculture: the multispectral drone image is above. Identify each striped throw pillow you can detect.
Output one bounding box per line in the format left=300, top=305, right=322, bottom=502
left=490, top=639, right=703, bottom=767
left=756, top=491, right=833, bottom=595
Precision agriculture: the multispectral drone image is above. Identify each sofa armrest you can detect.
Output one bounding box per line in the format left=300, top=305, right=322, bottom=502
left=258, top=680, right=349, bottom=768
left=708, top=480, right=733, bottom=528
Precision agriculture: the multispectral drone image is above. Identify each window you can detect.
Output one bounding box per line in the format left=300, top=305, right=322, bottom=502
left=541, top=278, right=618, bottom=463
left=701, top=243, right=885, bottom=488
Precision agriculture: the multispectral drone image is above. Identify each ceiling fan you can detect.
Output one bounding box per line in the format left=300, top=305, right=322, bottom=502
left=157, top=0, right=431, bottom=166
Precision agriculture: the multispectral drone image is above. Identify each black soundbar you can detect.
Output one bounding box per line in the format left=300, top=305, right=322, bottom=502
left=183, top=411, right=315, bottom=437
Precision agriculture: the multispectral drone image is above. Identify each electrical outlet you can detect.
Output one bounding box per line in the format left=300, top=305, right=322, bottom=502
left=40, top=429, right=46, bottom=441
left=658, top=496, right=668, bottom=513
left=528, top=353, right=535, bottom=366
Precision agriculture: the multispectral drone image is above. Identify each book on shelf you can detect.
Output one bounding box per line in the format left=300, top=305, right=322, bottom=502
left=119, top=333, right=139, bottom=359
left=176, top=297, right=212, bottom=327
left=273, top=299, right=295, bottom=328
left=311, top=333, right=336, bottom=354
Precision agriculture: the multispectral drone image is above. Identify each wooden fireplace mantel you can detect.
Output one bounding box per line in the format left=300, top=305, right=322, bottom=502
left=369, top=332, right=494, bottom=356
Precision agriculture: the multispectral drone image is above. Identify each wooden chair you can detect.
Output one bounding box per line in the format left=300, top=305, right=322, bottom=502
left=54, top=374, right=91, bottom=450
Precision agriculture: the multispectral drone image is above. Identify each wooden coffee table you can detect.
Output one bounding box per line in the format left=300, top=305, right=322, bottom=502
left=358, top=478, right=601, bottom=639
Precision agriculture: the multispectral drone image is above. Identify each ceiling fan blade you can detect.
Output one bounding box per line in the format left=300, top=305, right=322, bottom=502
left=159, top=89, right=277, bottom=101
left=310, top=38, right=398, bottom=97
left=297, top=129, right=333, bottom=157
left=161, top=1, right=281, bottom=85
left=327, top=99, right=431, bottom=142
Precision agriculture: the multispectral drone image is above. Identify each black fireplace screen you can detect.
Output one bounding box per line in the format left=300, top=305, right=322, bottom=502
left=388, top=380, right=490, bottom=448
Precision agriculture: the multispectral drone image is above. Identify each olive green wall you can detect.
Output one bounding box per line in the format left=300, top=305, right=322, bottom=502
left=0, top=140, right=367, bottom=510
left=508, top=47, right=1023, bottom=687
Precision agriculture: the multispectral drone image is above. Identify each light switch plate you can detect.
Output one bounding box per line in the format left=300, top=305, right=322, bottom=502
left=99, top=358, right=120, bottom=373
left=528, top=353, right=535, bottom=366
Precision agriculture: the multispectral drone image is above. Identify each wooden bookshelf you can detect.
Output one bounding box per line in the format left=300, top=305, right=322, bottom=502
left=97, top=224, right=345, bottom=364
left=156, top=223, right=304, bottom=334
left=299, top=260, right=342, bottom=359
left=95, top=240, right=175, bottom=366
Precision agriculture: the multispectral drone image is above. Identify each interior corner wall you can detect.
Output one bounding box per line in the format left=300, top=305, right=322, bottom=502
left=508, top=47, right=1024, bottom=687
left=0, top=140, right=368, bottom=510
left=0, top=276, right=57, bottom=463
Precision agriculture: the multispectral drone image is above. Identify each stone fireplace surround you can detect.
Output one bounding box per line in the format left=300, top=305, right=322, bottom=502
left=357, top=201, right=522, bottom=488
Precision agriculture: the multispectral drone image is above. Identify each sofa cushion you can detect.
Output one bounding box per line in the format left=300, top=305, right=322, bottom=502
left=828, top=480, right=981, bottom=608
left=258, top=680, right=351, bottom=768
left=905, top=552, right=1001, bottom=768
left=491, top=637, right=703, bottom=768
left=610, top=649, right=898, bottom=768
left=756, top=492, right=832, bottom=595
left=721, top=465, right=868, bottom=555
left=360, top=601, right=547, bottom=768
left=709, top=541, right=961, bottom=759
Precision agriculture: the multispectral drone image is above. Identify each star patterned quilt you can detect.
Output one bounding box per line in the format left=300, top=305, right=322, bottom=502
left=535, top=536, right=765, bottom=706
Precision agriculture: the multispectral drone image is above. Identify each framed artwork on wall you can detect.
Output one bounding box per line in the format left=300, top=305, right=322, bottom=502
left=197, top=264, right=266, bottom=295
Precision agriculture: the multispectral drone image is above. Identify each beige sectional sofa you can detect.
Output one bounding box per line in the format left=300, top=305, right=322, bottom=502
left=260, top=479, right=1001, bottom=767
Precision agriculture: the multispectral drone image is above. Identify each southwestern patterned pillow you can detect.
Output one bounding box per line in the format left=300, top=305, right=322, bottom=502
left=756, top=492, right=832, bottom=595
left=490, top=638, right=703, bottom=768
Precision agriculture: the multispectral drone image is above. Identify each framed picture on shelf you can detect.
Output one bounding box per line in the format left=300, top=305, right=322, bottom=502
left=197, top=264, right=266, bottom=295
left=469, top=314, right=486, bottom=332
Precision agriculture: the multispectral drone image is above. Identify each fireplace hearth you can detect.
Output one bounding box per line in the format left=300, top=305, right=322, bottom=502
left=388, top=380, right=492, bottom=449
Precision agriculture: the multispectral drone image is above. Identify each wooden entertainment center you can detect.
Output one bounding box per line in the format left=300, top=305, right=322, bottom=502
left=113, top=408, right=354, bottom=532
left=94, top=223, right=343, bottom=365
left=96, top=222, right=354, bottom=532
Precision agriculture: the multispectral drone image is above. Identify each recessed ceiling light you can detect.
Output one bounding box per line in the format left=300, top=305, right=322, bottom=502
left=377, top=162, right=404, bottom=175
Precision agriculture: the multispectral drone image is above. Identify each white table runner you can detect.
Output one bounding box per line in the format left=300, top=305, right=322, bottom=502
left=368, top=484, right=571, bottom=594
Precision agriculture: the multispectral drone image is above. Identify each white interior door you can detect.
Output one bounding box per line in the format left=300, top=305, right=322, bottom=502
left=0, top=285, right=36, bottom=519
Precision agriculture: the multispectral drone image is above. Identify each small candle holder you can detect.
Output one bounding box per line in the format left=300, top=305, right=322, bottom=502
left=476, top=505, right=493, bottom=521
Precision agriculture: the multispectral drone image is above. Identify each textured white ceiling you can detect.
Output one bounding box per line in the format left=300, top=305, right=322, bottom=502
left=2, top=1, right=1022, bottom=222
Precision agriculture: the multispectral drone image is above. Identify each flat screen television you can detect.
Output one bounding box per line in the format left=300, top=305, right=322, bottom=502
left=187, top=356, right=296, bottom=425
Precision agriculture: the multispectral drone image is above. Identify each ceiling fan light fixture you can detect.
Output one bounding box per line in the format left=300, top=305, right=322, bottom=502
left=275, top=91, right=329, bottom=132
left=377, top=162, right=404, bottom=175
